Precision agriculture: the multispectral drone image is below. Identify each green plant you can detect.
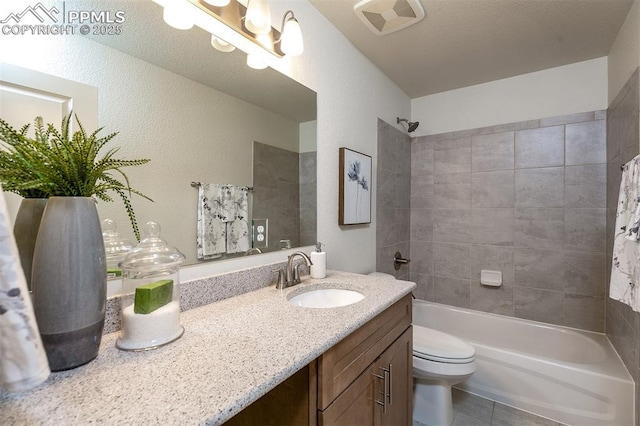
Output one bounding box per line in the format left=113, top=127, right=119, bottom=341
left=0, top=113, right=152, bottom=240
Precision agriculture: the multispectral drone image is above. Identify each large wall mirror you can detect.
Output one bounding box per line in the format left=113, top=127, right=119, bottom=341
left=0, top=0, right=317, bottom=268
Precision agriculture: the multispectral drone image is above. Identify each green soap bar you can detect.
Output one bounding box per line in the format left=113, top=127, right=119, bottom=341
left=107, top=268, right=122, bottom=278
left=134, top=279, right=174, bottom=314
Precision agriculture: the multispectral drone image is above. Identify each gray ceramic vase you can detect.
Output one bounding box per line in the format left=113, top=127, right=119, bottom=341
left=13, top=198, right=47, bottom=291
left=31, top=197, right=106, bottom=371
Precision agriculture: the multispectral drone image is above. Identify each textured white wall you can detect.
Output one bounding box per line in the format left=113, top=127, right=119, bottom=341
left=411, top=57, right=608, bottom=136
left=1, top=0, right=411, bottom=278
left=608, top=0, right=639, bottom=106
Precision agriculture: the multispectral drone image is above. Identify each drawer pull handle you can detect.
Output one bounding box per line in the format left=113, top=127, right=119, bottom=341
left=372, top=369, right=388, bottom=414
left=387, top=364, right=393, bottom=405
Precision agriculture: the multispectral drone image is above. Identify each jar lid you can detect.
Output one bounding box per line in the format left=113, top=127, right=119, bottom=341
left=119, top=222, right=185, bottom=271
left=102, top=219, right=134, bottom=259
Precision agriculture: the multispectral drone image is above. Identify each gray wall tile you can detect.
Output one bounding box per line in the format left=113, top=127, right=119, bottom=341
left=434, top=243, right=471, bottom=279
left=566, top=120, right=606, bottom=165
left=515, top=167, right=564, bottom=207
left=377, top=207, right=397, bottom=247
left=434, top=276, right=471, bottom=308
left=435, top=175, right=472, bottom=208
left=411, top=175, right=434, bottom=209
left=472, top=170, right=514, bottom=208
left=435, top=136, right=470, bottom=150
left=404, top=110, right=610, bottom=336
left=410, top=240, right=434, bottom=275
left=564, top=208, right=606, bottom=252
left=514, top=248, right=564, bottom=291
left=564, top=294, right=604, bottom=332
left=514, top=208, right=564, bottom=250
left=396, top=208, right=410, bottom=243
left=395, top=171, right=411, bottom=208
left=471, top=132, right=514, bottom=172
left=376, top=119, right=412, bottom=276
left=470, top=245, right=514, bottom=286
left=376, top=166, right=395, bottom=209
left=410, top=209, right=433, bottom=242
left=515, top=125, right=564, bottom=169
left=470, top=283, right=514, bottom=316
left=412, top=273, right=434, bottom=301
left=471, top=208, right=514, bottom=246
left=377, top=119, right=397, bottom=171
left=433, top=209, right=471, bottom=243
left=435, top=147, right=471, bottom=175
left=411, top=142, right=434, bottom=177
left=565, top=164, right=606, bottom=208
left=514, top=287, right=564, bottom=324
left=563, top=251, right=606, bottom=296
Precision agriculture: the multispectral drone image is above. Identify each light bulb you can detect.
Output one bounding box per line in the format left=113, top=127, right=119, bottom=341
left=281, top=16, right=303, bottom=56
left=162, top=1, right=194, bottom=30
left=204, top=0, right=230, bottom=6
left=245, top=0, right=271, bottom=35
left=246, top=53, right=267, bottom=69
left=211, top=35, right=236, bottom=52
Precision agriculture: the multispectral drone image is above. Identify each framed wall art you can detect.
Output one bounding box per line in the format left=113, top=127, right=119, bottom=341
left=339, top=147, right=372, bottom=225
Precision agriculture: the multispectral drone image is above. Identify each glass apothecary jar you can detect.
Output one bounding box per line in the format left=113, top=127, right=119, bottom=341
left=102, top=219, right=134, bottom=279
left=116, top=222, right=185, bottom=351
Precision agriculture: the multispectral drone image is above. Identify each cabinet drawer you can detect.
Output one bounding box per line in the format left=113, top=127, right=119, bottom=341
left=317, top=294, right=412, bottom=410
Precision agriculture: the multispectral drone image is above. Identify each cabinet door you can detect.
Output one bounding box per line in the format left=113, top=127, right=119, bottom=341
left=374, top=326, right=413, bottom=426
left=319, top=364, right=377, bottom=426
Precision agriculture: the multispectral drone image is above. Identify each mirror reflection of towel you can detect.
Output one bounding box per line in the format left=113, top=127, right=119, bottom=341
left=197, top=183, right=227, bottom=259
left=610, top=155, right=640, bottom=312
left=0, top=185, right=50, bottom=392
left=197, top=184, right=250, bottom=259
left=226, top=186, right=249, bottom=254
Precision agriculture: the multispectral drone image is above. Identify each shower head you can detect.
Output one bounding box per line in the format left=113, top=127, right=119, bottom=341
left=397, top=117, right=419, bottom=133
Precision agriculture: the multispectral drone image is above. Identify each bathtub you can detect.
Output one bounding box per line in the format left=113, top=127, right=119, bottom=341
left=413, top=300, right=635, bottom=426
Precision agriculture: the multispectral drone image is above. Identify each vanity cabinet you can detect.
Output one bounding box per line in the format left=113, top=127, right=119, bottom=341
left=225, top=294, right=412, bottom=425
left=318, top=294, right=412, bottom=426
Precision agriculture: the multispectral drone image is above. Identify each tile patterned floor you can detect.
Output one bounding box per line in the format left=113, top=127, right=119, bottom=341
left=413, top=388, right=565, bottom=426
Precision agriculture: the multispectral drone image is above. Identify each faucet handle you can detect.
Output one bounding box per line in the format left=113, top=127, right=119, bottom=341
left=273, top=268, right=286, bottom=289
left=293, top=263, right=306, bottom=284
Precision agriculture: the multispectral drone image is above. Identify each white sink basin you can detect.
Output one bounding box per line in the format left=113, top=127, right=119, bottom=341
left=288, top=288, right=365, bottom=308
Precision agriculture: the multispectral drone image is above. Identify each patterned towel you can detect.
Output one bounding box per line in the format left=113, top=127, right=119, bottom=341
left=0, top=186, right=50, bottom=392
left=226, top=186, right=250, bottom=254
left=610, top=155, right=640, bottom=312
left=196, top=183, right=227, bottom=259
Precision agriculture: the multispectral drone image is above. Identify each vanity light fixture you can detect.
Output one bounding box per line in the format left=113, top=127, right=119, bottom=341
left=244, top=0, right=272, bottom=35
left=153, top=0, right=304, bottom=70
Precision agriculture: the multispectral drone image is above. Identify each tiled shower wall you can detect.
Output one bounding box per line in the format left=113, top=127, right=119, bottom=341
left=605, top=67, right=639, bottom=425
left=299, top=151, right=317, bottom=247
left=253, top=142, right=301, bottom=251
left=376, top=119, right=412, bottom=280
left=408, top=111, right=607, bottom=332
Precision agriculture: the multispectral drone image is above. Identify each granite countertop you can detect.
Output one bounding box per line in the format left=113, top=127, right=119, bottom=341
left=1, top=271, right=415, bottom=425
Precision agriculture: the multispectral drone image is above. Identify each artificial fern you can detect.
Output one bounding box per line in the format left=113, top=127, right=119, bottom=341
left=0, top=114, right=151, bottom=240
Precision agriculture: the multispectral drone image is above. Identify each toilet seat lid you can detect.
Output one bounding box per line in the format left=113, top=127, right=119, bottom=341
left=413, top=325, right=475, bottom=362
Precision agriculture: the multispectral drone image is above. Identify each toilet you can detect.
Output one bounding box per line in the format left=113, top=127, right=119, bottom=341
left=367, top=272, right=476, bottom=426
left=413, top=325, right=476, bottom=426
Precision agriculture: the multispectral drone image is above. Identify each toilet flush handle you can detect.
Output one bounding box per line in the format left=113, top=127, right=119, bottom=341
left=393, top=252, right=410, bottom=270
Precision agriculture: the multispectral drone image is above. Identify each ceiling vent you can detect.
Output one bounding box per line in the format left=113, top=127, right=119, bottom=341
left=354, top=0, right=425, bottom=36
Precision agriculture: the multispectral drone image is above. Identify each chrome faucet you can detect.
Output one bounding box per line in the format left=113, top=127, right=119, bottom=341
left=244, top=248, right=262, bottom=256
left=276, top=251, right=313, bottom=289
